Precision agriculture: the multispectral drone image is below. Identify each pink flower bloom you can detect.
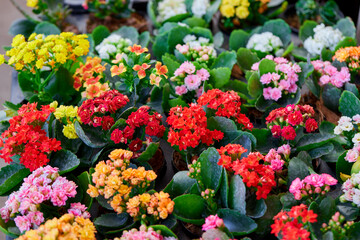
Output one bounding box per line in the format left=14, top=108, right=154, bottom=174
left=265, top=149, right=279, bottom=163
left=345, top=149, right=359, bottom=163
left=176, top=44, right=189, bottom=54
left=196, top=86, right=204, bottom=98
left=174, top=68, right=184, bottom=76
left=202, top=214, right=224, bottom=231
left=353, top=114, right=360, bottom=124
left=274, top=57, right=288, bottom=64
left=277, top=144, right=291, bottom=158
left=270, top=88, right=282, bottom=101
left=196, top=68, right=210, bottom=81
left=288, top=83, right=298, bottom=93
left=175, top=85, right=188, bottom=95
left=202, top=54, right=209, bottom=61
left=27, top=211, right=44, bottom=226
left=324, top=65, right=338, bottom=75
left=29, top=191, right=44, bottom=204
left=14, top=215, right=31, bottom=232
left=270, top=159, right=284, bottom=171
left=260, top=73, right=273, bottom=84
left=319, top=75, right=330, bottom=85
left=50, top=189, right=68, bottom=206
left=292, top=63, right=301, bottom=73
left=289, top=178, right=303, bottom=200
left=279, top=80, right=290, bottom=91
left=304, top=174, right=325, bottom=188
left=265, top=55, right=274, bottom=60
left=68, top=203, right=91, bottom=218
left=184, top=74, right=202, bottom=91
left=251, top=62, right=260, bottom=71
left=181, top=61, right=196, bottom=74
left=263, top=87, right=272, bottom=100
left=321, top=174, right=338, bottom=186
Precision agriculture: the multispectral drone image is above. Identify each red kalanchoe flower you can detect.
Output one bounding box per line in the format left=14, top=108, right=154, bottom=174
left=197, top=89, right=253, bottom=130
left=231, top=152, right=276, bottom=199
left=129, top=138, right=143, bottom=152
left=271, top=204, right=317, bottom=240
left=281, top=126, right=296, bottom=141
left=167, top=104, right=224, bottom=151
left=305, top=118, right=318, bottom=133
left=217, top=144, right=247, bottom=171
left=0, top=103, right=61, bottom=171
left=271, top=125, right=282, bottom=138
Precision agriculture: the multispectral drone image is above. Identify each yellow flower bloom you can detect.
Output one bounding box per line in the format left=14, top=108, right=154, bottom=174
left=55, top=53, right=67, bottom=64
left=26, top=0, right=38, bottom=8
left=23, top=52, right=35, bottom=64
left=220, top=4, right=235, bottom=18
left=0, top=55, right=5, bottom=66
left=11, top=35, right=25, bottom=47
left=63, top=123, right=78, bottom=139
left=35, top=59, right=44, bottom=69
left=222, top=0, right=240, bottom=6
left=236, top=6, right=250, bottom=19
left=240, top=0, right=250, bottom=7
left=49, top=101, right=58, bottom=109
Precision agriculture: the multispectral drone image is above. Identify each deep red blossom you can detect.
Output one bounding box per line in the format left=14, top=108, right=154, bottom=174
left=0, top=103, right=61, bottom=171
left=281, top=126, right=296, bottom=141
left=305, top=118, right=318, bottom=133
left=129, top=138, right=143, bottom=152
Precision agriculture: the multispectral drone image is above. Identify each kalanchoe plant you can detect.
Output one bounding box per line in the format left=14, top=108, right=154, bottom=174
left=321, top=212, right=355, bottom=240
left=83, top=0, right=130, bottom=19
left=333, top=46, right=360, bottom=73
left=114, top=225, right=177, bottom=240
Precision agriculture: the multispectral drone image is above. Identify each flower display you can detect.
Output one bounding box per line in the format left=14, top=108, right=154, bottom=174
left=16, top=214, right=96, bottom=240
left=0, top=166, right=86, bottom=232
left=266, top=104, right=318, bottom=141
left=0, top=103, right=61, bottom=171
left=197, top=89, right=253, bottom=130
left=333, top=46, right=360, bottom=72
left=232, top=152, right=276, bottom=199
left=246, top=32, right=283, bottom=54
left=251, top=55, right=302, bottom=101
left=73, top=57, right=110, bottom=99
left=321, top=212, right=355, bottom=239
left=77, top=90, right=129, bottom=131
left=311, top=60, right=350, bottom=88
left=95, top=33, right=132, bottom=60
left=289, top=173, right=337, bottom=200
left=167, top=104, right=224, bottom=151
left=304, top=24, right=344, bottom=56
left=115, top=225, right=176, bottom=240
left=271, top=204, right=317, bottom=240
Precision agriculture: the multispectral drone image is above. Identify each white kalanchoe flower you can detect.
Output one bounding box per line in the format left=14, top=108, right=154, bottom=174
left=246, top=32, right=283, bottom=53
left=334, top=125, right=343, bottom=135
left=95, top=33, right=132, bottom=60
left=191, top=0, right=210, bottom=18
left=353, top=133, right=360, bottom=146
left=304, top=23, right=344, bottom=56
left=157, top=0, right=187, bottom=23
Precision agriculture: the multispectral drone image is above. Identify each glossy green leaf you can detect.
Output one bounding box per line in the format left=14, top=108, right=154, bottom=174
left=0, top=164, right=30, bottom=196
left=229, top=175, right=246, bottom=214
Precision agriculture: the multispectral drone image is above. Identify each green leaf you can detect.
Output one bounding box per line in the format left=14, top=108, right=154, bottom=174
left=213, top=31, right=224, bottom=48
left=322, top=84, right=342, bottom=112
left=113, top=26, right=139, bottom=45
left=336, top=152, right=352, bottom=182
left=0, top=217, right=19, bottom=238
left=259, top=59, right=276, bottom=75
left=260, top=19, right=291, bottom=46
left=138, top=31, right=151, bottom=47
left=308, top=143, right=334, bottom=159
left=77, top=172, right=93, bottom=209
left=182, top=17, right=207, bottom=28
left=229, top=30, right=249, bottom=51
left=252, top=128, right=281, bottom=154
left=255, top=194, right=282, bottom=236
left=92, top=25, right=110, bottom=46
left=168, top=26, right=191, bottom=54
left=94, top=213, right=129, bottom=228
left=229, top=175, right=246, bottom=214
left=220, top=170, right=229, bottom=208
left=209, top=67, right=231, bottom=88
left=246, top=196, right=267, bottom=219
left=280, top=192, right=299, bottom=210
left=207, top=116, right=237, bottom=132
left=166, top=171, right=196, bottom=198
left=8, top=18, right=37, bottom=38
left=298, top=62, right=314, bottom=87
left=173, top=194, right=206, bottom=224
left=169, top=98, right=188, bottom=108
left=211, top=51, right=237, bottom=69
left=339, top=91, right=360, bottom=117
left=191, top=27, right=213, bottom=42
left=335, top=17, right=356, bottom=38
left=0, top=164, right=30, bottom=196
left=236, top=48, right=260, bottom=71
left=33, top=21, right=61, bottom=35
left=135, top=142, right=159, bottom=162
left=153, top=33, right=170, bottom=59
left=296, top=133, right=336, bottom=151
left=217, top=208, right=257, bottom=236
left=74, top=121, right=107, bottom=148
left=50, top=150, right=80, bottom=174
left=198, top=147, right=223, bottom=192
left=299, top=20, right=317, bottom=42
left=247, top=72, right=262, bottom=98
left=150, top=225, right=177, bottom=237
left=162, top=53, right=180, bottom=76
left=335, top=37, right=357, bottom=52
left=204, top=0, right=221, bottom=23
left=336, top=202, right=359, bottom=221
left=345, top=83, right=360, bottom=98
left=96, top=195, right=113, bottom=210
left=288, top=157, right=310, bottom=186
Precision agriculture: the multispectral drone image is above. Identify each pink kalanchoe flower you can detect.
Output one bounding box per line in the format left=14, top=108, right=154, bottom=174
left=353, top=114, right=360, bottom=124
left=27, top=211, right=44, bottom=226
left=270, top=88, right=282, bottom=101
left=304, top=174, right=325, bottom=188
left=175, top=85, right=188, bottom=95
left=181, top=61, right=196, bottom=74
left=251, top=62, right=260, bottom=71
left=176, top=44, right=189, bottom=54
left=202, top=214, right=224, bottom=231
left=289, top=178, right=303, bottom=200
left=345, top=149, right=359, bottom=163
left=321, top=174, right=338, bottom=186
left=196, top=68, right=210, bottom=81
left=185, top=74, right=202, bottom=91
left=196, top=86, right=204, bottom=98
left=260, top=73, right=273, bottom=84
left=274, top=57, right=288, bottom=64
left=277, top=144, right=291, bottom=158
left=68, top=203, right=91, bottom=219
left=14, top=215, right=31, bottom=232
left=265, top=149, right=279, bottom=163
left=270, top=159, right=284, bottom=171
left=279, top=80, right=291, bottom=91
left=263, top=87, right=272, bottom=100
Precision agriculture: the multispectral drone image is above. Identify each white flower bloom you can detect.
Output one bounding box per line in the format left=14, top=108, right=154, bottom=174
left=339, top=121, right=354, bottom=132
left=191, top=0, right=210, bottom=18
left=157, top=0, right=187, bottom=23
left=184, top=35, right=197, bottom=43
left=339, top=116, right=353, bottom=125
left=246, top=32, right=283, bottom=53
left=304, top=23, right=344, bottom=56
left=334, top=126, right=343, bottom=135
left=353, top=133, right=360, bottom=145
left=198, top=37, right=210, bottom=44
left=352, top=189, right=360, bottom=207
left=96, top=33, right=133, bottom=60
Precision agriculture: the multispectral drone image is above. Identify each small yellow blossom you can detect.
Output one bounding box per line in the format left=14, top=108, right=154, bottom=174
left=236, top=6, right=250, bottom=19
left=220, top=4, right=235, bottom=18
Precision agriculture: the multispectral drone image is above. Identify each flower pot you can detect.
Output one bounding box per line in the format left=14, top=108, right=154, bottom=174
left=181, top=221, right=203, bottom=238
left=148, top=147, right=167, bottom=179
left=86, top=12, right=148, bottom=33
left=172, top=151, right=188, bottom=173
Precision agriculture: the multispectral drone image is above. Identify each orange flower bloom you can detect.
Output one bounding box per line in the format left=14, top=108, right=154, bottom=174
left=111, top=63, right=127, bottom=77
left=150, top=73, right=161, bottom=87
left=155, top=62, right=168, bottom=78
left=112, top=53, right=124, bottom=64
left=133, top=63, right=151, bottom=79
left=128, top=44, right=148, bottom=55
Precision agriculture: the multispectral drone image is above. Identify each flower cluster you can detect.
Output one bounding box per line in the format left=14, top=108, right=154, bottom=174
left=16, top=214, right=96, bottom=240
left=110, top=44, right=168, bottom=87
left=53, top=102, right=81, bottom=139
left=246, top=32, right=283, bottom=54
left=221, top=0, right=255, bottom=19
left=83, top=0, right=129, bottom=19
left=271, top=204, right=317, bottom=240
left=217, top=144, right=247, bottom=171
left=4, top=33, right=89, bottom=71
left=290, top=173, right=337, bottom=201
left=340, top=172, right=360, bottom=206
left=333, top=46, right=360, bottom=72
left=171, top=61, right=209, bottom=98
left=167, top=104, right=224, bottom=151
left=67, top=203, right=91, bottom=219
left=78, top=90, right=129, bottom=131
left=198, top=89, right=253, bottom=130
left=304, top=24, right=344, bottom=56
left=321, top=212, right=354, bottom=239
left=232, top=152, right=276, bottom=199
left=311, top=60, right=350, bottom=88
left=202, top=215, right=225, bottom=231
left=252, top=55, right=302, bottom=101
left=73, top=57, right=109, bottom=99
left=0, top=103, right=61, bottom=171
left=110, top=106, right=165, bottom=153
left=115, top=225, right=176, bottom=240
left=156, top=0, right=187, bottom=23
left=265, top=104, right=318, bottom=141
left=264, top=144, right=291, bottom=171
left=87, top=149, right=174, bottom=223
left=0, top=166, right=81, bottom=232
left=176, top=35, right=217, bottom=64
left=191, top=0, right=210, bottom=18
left=96, top=33, right=132, bottom=60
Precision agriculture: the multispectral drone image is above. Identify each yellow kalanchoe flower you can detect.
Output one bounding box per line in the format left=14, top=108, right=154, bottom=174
left=220, top=4, right=235, bottom=18
left=236, top=5, right=250, bottom=19
left=26, top=0, right=39, bottom=8
left=54, top=105, right=81, bottom=139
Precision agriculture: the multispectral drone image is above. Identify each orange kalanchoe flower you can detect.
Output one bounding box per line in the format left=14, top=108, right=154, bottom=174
left=83, top=82, right=109, bottom=99
left=112, top=53, right=124, bottom=64
left=111, top=63, right=127, bottom=77
left=150, top=73, right=161, bottom=87
left=128, top=44, right=148, bottom=55
left=155, top=62, right=168, bottom=78
left=133, top=63, right=151, bottom=79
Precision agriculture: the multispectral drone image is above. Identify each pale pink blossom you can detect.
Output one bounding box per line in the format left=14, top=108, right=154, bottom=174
left=175, top=85, right=188, bottom=95
left=185, top=74, right=202, bottom=91
left=14, top=215, right=31, bottom=232
left=196, top=68, right=210, bottom=81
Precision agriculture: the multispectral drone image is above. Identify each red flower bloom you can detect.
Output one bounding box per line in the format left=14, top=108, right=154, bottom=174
left=129, top=138, right=143, bottom=152
left=305, top=118, right=318, bottom=133
left=281, top=126, right=296, bottom=140
left=271, top=125, right=282, bottom=138
left=217, top=144, right=247, bottom=171
left=110, top=129, right=126, bottom=144
left=288, top=110, right=303, bottom=126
